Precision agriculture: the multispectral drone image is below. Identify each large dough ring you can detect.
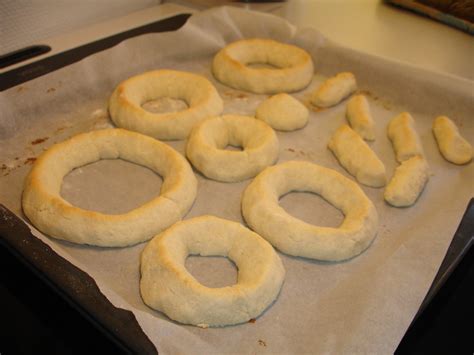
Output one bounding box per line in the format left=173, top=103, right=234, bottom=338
left=22, top=128, right=197, bottom=247
left=212, top=38, right=314, bottom=94
left=186, top=115, right=279, bottom=182
left=140, top=215, right=285, bottom=327
left=109, top=69, right=224, bottom=140
left=242, top=160, right=378, bottom=261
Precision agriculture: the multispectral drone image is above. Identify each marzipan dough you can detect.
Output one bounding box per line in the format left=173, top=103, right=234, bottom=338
left=212, top=38, right=314, bottom=94
left=384, top=155, right=430, bottom=207
left=186, top=115, right=279, bottom=182
left=256, top=93, right=309, bottom=131
left=328, top=125, right=386, bottom=187
left=109, top=69, right=224, bottom=140
left=22, top=128, right=197, bottom=247
left=432, top=115, right=473, bottom=165
left=241, top=160, right=378, bottom=261
left=311, top=72, right=357, bottom=108
left=387, top=112, right=424, bottom=162
left=346, top=94, right=375, bottom=141
left=140, top=215, right=285, bottom=327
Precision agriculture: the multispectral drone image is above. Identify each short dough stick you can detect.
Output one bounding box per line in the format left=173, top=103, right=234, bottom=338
left=311, top=72, right=357, bottom=108
left=346, top=94, right=375, bottom=141
left=432, top=115, right=473, bottom=165
left=256, top=93, right=308, bottom=131
left=387, top=112, right=424, bottom=163
left=384, top=155, right=430, bottom=207
left=328, top=124, right=386, bottom=187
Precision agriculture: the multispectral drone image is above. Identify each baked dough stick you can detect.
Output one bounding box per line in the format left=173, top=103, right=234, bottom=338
left=140, top=215, right=285, bottom=327
left=256, top=93, right=309, bottom=131
left=22, top=129, right=197, bottom=247
left=311, top=72, right=357, bottom=108
left=109, top=70, right=223, bottom=140
left=186, top=115, right=279, bottom=182
left=432, top=116, right=473, bottom=165
left=241, top=161, right=378, bottom=261
left=212, top=38, right=314, bottom=94
left=384, top=155, right=430, bottom=207
left=387, top=112, right=424, bottom=163
left=346, top=94, right=375, bottom=141
left=328, top=125, right=387, bottom=187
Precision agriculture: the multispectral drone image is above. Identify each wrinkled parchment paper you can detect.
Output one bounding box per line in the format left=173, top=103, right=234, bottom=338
left=1, top=7, right=473, bottom=354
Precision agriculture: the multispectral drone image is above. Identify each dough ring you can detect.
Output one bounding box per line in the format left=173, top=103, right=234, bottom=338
left=22, top=128, right=197, bottom=247
left=186, top=115, right=279, bottom=182
left=109, top=69, right=224, bottom=140
left=140, top=215, right=285, bottom=327
left=242, top=160, right=378, bottom=261
left=212, top=38, right=314, bottom=94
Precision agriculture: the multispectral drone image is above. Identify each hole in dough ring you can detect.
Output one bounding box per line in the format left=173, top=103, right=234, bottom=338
left=22, top=128, right=197, bottom=247
left=186, top=115, right=279, bottom=182
left=140, top=215, right=285, bottom=327
left=109, top=69, right=224, bottom=140
left=212, top=38, right=314, bottom=94
left=241, top=160, right=378, bottom=261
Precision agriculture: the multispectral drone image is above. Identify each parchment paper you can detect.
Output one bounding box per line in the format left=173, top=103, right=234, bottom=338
left=1, top=6, right=473, bottom=354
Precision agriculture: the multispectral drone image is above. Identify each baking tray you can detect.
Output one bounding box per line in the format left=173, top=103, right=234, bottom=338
left=1, top=6, right=473, bottom=353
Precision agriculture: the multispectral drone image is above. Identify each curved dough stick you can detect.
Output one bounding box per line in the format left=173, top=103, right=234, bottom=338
left=384, top=155, right=429, bottom=207
left=387, top=112, right=424, bottom=162
left=432, top=116, right=473, bottom=165
left=311, top=72, right=357, bottom=108
left=328, top=125, right=386, bottom=187
left=346, top=94, right=375, bottom=141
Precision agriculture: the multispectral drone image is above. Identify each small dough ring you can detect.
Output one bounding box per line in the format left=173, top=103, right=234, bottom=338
left=109, top=69, right=224, bottom=140
left=140, top=215, right=285, bottom=327
left=186, top=115, right=279, bottom=182
left=212, top=38, right=314, bottom=94
left=22, top=128, right=197, bottom=247
left=242, top=160, right=378, bottom=261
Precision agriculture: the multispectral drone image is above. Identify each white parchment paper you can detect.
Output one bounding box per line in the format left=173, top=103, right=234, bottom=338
left=1, top=7, right=473, bottom=354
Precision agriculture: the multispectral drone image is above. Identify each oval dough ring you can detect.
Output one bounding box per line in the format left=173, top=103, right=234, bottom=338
left=22, top=128, right=197, bottom=247
left=109, top=69, right=224, bottom=140
left=186, top=114, right=279, bottom=182
left=242, top=160, right=378, bottom=261
left=140, top=215, right=285, bottom=327
left=212, top=38, right=314, bottom=94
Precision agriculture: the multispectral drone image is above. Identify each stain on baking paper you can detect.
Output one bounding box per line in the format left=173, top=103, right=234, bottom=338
left=258, top=339, right=267, bottom=347
left=24, top=157, right=37, bottom=165
left=31, top=137, right=49, bottom=145
left=16, top=85, right=27, bottom=93
left=286, top=147, right=316, bottom=160
left=223, top=90, right=249, bottom=100
left=248, top=318, right=256, bottom=324
left=46, top=87, right=56, bottom=93
left=358, top=89, right=393, bottom=110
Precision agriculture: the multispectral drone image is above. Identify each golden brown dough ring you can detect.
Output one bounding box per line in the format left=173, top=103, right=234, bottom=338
left=242, top=160, right=378, bottom=261
left=186, top=115, right=279, bottom=182
left=22, top=128, right=197, bottom=247
left=212, top=38, right=314, bottom=94
left=109, top=70, right=224, bottom=140
left=140, top=215, right=285, bottom=327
